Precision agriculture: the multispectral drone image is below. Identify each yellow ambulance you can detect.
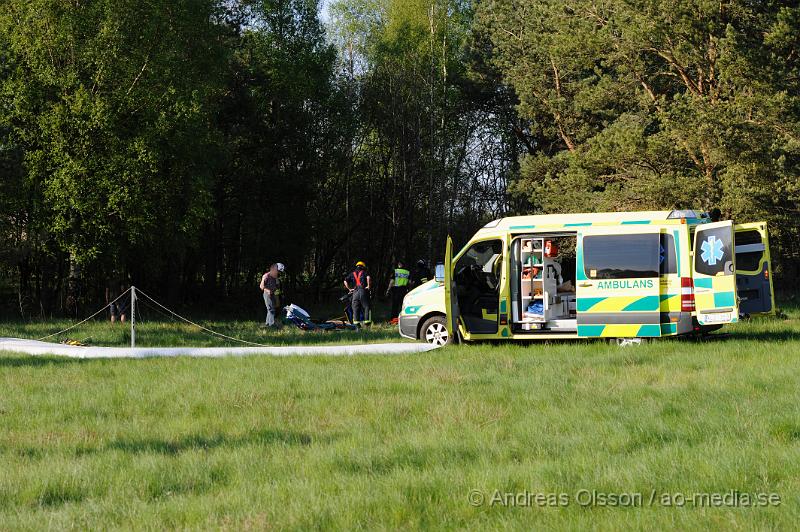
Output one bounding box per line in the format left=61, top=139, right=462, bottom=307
left=425, top=210, right=774, bottom=343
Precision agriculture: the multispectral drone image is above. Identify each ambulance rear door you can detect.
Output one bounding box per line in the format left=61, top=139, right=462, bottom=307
left=734, top=222, right=775, bottom=315
left=692, top=221, right=739, bottom=325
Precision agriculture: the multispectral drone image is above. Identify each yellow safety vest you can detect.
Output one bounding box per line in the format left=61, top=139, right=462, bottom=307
left=394, top=268, right=410, bottom=287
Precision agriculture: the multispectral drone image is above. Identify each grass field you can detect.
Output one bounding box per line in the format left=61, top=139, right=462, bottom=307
left=0, top=318, right=405, bottom=348
left=1, top=307, right=800, bottom=529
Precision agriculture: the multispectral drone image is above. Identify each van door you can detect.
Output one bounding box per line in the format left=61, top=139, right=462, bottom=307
left=692, top=221, right=739, bottom=325
left=734, top=222, right=775, bottom=315
left=450, top=238, right=503, bottom=336
left=444, top=236, right=461, bottom=341
left=576, top=228, right=662, bottom=337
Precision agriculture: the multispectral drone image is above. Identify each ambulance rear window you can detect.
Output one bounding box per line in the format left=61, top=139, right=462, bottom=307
left=583, top=234, right=660, bottom=279
left=735, top=230, right=762, bottom=246
left=735, top=230, right=764, bottom=271
left=694, top=226, right=734, bottom=276
left=660, top=234, right=677, bottom=275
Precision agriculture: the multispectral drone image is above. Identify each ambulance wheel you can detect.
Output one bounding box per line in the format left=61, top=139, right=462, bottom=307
left=420, top=316, right=450, bottom=347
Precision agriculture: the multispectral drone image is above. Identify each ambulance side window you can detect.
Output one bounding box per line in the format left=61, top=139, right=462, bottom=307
left=583, top=234, right=659, bottom=279
left=734, top=230, right=763, bottom=272
left=660, top=234, right=677, bottom=275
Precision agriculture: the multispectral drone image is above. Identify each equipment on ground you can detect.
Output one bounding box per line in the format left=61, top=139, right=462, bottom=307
left=284, top=304, right=357, bottom=331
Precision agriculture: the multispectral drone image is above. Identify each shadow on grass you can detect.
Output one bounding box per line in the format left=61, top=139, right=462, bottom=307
left=680, top=329, right=800, bottom=343
left=0, top=355, right=86, bottom=368
left=37, top=484, right=87, bottom=507
left=102, top=428, right=332, bottom=456
left=335, top=444, right=479, bottom=476
left=14, top=429, right=332, bottom=461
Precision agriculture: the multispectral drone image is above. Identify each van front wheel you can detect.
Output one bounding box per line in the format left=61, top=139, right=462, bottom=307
left=421, top=316, right=450, bottom=347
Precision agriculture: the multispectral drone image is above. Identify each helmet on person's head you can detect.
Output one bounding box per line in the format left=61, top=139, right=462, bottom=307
left=417, top=259, right=426, bottom=268
left=356, top=261, right=366, bottom=268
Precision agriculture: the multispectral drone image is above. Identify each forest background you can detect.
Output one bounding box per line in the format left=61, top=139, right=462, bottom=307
left=1, top=0, right=797, bottom=317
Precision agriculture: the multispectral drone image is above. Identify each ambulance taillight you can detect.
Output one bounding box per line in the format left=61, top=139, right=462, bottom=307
left=681, top=277, right=696, bottom=312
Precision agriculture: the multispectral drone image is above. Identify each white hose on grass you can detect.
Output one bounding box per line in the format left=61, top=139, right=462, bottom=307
left=0, top=338, right=439, bottom=359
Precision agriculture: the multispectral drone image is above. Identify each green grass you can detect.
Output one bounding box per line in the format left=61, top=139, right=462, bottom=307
left=0, top=318, right=405, bottom=347
left=1, top=308, right=800, bottom=529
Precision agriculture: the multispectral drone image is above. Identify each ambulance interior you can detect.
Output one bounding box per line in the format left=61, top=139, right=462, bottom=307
left=453, top=233, right=579, bottom=335
left=510, top=233, right=578, bottom=333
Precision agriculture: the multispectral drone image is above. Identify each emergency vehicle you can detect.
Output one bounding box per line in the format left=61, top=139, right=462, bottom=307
left=398, top=210, right=774, bottom=344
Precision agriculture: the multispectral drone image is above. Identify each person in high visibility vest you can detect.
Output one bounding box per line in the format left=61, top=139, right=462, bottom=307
left=385, top=260, right=410, bottom=321
left=344, top=261, right=372, bottom=326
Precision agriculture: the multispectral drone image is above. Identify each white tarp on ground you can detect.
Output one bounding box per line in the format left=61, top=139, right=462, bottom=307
left=0, top=338, right=439, bottom=359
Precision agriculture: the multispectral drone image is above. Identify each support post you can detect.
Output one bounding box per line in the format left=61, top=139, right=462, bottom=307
left=131, top=286, right=136, bottom=349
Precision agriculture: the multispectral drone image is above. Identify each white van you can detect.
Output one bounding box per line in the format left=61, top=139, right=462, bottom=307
left=398, top=266, right=448, bottom=346
left=400, top=210, right=774, bottom=345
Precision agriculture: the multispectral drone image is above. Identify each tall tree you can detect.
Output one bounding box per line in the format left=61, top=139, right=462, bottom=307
left=478, top=0, right=800, bottom=277
left=200, top=0, right=341, bottom=298
left=0, top=0, right=226, bottom=313
left=326, top=0, right=520, bottom=290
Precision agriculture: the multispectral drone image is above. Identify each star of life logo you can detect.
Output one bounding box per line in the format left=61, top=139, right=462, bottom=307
left=700, top=235, right=724, bottom=266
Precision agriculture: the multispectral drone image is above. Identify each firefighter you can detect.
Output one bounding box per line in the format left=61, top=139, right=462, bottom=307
left=385, top=260, right=410, bottom=323
left=344, top=261, right=372, bottom=326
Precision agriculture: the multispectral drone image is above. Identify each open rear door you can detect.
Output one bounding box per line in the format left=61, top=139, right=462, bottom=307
left=692, top=221, right=739, bottom=325
left=576, top=228, right=662, bottom=337
left=734, top=222, right=775, bottom=315
left=444, top=236, right=461, bottom=342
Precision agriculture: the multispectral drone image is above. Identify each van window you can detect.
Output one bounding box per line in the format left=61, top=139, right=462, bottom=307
left=694, top=226, right=734, bottom=276
left=735, top=230, right=763, bottom=272
left=583, top=234, right=659, bottom=279
left=660, top=233, right=677, bottom=275
left=457, top=240, right=503, bottom=277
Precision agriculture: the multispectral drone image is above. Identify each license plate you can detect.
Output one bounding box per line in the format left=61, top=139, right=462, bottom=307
left=701, top=312, right=731, bottom=324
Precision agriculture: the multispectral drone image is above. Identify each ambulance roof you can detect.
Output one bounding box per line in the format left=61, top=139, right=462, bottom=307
left=477, top=210, right=708, bottom=233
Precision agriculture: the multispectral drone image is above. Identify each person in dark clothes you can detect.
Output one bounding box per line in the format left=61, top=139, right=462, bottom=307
left=106, top=279, right=129, bottom=323
left=259, top=263, right=281, bottom=327
left=344, top=261, right=372, bottom=326
left=410, top=259, right=431, bottom=288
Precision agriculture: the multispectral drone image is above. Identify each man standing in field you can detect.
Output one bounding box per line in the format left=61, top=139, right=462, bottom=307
left=106, top=278, right=129, bottom=323
left=344, top=261, right=372, bottom=326
left=259, top=263, right=282, bottom=327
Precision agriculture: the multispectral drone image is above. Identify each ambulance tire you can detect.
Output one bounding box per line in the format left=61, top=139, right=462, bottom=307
left=697, top=324, right=723, bottom=335
left=420, top=315, right=451, bottom=347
